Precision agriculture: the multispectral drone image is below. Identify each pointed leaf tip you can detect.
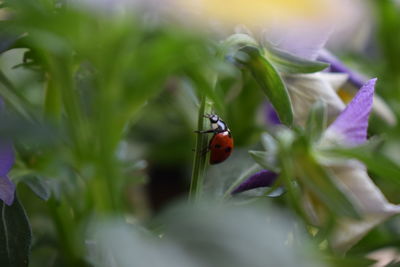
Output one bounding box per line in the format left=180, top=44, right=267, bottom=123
left=326, top=78, right=376, bottom=146
left=237, top=46, right=293, bottom=126
left=232, top=170, right=278, bottom=194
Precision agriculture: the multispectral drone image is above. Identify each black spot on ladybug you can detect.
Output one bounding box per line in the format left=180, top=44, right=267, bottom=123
left=224, top=147, right=232, bottom=153
left=214, top=144, right=222, bottom=149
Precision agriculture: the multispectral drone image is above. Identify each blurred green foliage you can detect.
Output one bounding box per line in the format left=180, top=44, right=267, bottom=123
left=0, top=0, right=400, bottom=266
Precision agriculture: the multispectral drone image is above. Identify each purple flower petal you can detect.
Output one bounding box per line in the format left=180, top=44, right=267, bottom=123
left=317, top=49, right=367, bottom=89
left=232, top=170, right=278, bottom=194
left=0, top=98, right=15, bottom=205
left=0, top=98, right=15, bottom=176
left=0, top=34, right=20, bottom=54
left=326, top=78, right=376, bottom=146
left=264, top=102, right=281, bottom=126
left=0, top=142, right=14, bottom=177
left=0, top=175, right=15, bottom=206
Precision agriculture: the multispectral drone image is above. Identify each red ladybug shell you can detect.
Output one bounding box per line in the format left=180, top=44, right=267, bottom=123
left=209, top=131, right=234, bottom=164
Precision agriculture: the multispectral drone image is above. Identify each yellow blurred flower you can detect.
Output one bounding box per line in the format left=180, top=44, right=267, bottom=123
left=175, top=0, right=350, bottom=29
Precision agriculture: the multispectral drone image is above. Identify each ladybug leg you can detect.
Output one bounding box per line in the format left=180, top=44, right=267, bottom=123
left=200, top=146, right=210, bottom=155
left=194, top=129, right=215, bottom=134
left=195, top=129, right=228, bottom=135
left=192, top=145, right=209, bottom=155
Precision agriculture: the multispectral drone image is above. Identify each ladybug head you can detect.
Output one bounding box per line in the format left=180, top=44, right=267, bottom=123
left=204, top=114, right=219, bottom=123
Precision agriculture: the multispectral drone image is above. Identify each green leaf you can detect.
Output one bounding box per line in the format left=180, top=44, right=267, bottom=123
left=306, top=100, right=327, bottom=142
left=275, top=127, right=295, bottom=149
left=249, top=150, right=280, bottom=172
left=324, top=255, right=375, bottom=267
left=260, top=132, right=278, bottom=152
left=265, top=46, right=329, bottom=74
left=237, top=46, right=293, bottom=126
left=258, top=133, right=279, bottom=170
left=221, top=33, right=258, bottom=57
left=292, top=138, right=360, bottom=219
left=20, top=175, right=51, bottom=201
left=0, top=196, right=32, bottom=267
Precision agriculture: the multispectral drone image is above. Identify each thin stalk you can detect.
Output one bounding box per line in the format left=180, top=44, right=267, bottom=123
left=47, top=199, right=87, bottom=267
left=46, top=56, right=87, bottom=157
left=91, top=64, right=127, bottom=213
left=189, top=94, right=213, bottom=201
left=43, top=72, right=62, bottom=121
left=189, top=69, right=219, bottom=201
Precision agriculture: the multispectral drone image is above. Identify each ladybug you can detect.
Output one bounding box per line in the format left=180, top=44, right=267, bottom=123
left=196, top=114, right=234, bottom=164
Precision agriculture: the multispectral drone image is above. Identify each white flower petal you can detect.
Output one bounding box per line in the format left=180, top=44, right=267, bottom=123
left=301, top=163, right=400, bottom=252
left=319, top=73, right=349, bottom=92
left=367, top=247, right=400, bottom=267
left=313, top=78, right=400, bottom=252
left=284, top=73, right=345, bottom=126
left=318, top=152, right=400, bottom=252
left=331, top=215, right=392, bottom=253
left=329, top=162, right=400, bottom=214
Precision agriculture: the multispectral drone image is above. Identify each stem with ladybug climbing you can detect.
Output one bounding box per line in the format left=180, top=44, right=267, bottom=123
left=189, top=93, right=214, bottom=201
left=189, top=44, right=225, bottom=201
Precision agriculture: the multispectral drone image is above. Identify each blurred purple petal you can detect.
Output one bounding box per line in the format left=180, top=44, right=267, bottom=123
left=232, top=170, right=278, bottom=194
left=0, top=98, right=16, bottom=205
left=0, top=175, right=15, bottom=206
left=267, top=26, right=331, bottom=60
left=0, top=98, right=14, bottom=176
left=0, top=34, right=20, bottom=54
left=0, top=142, right=14, bottom=177
left=326, top=78, right=376, bottom=146
left=264, top=102, right=281, bottom=126
left=318, top=49, right=367, bottom=89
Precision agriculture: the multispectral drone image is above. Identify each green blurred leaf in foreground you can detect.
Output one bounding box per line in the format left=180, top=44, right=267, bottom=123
left=88, top=200, right=323, bottom=267
left=0, top=196, right=31, bottom=267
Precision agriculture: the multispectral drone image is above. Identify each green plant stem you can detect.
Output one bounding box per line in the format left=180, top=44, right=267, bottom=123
left=189, top=94, right=213, bottom=201
left=47, top=55, right=115, bottom=213
left=189, top=69, right=219, bottom=201
left=48, top=199, right=86, bottom=267
left=44, top=72, right=62, bottom=121
left=189, top=44, right=225, bottom=201
left=46, top=56, right=86, bottom=157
